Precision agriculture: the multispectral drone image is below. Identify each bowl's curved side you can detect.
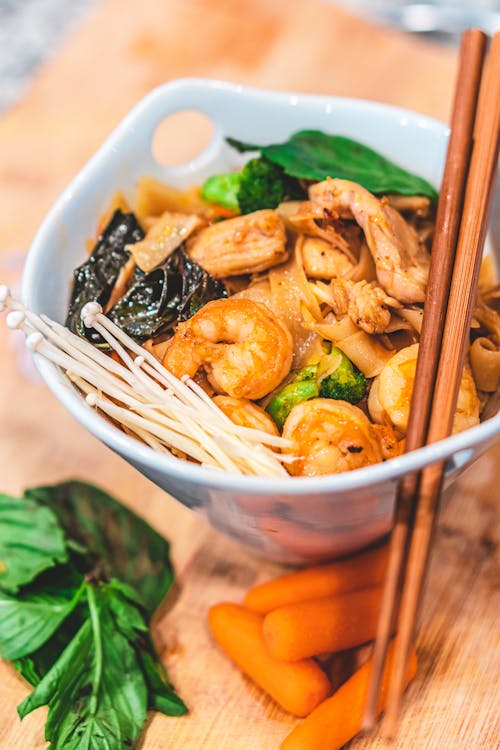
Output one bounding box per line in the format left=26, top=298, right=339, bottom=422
left=21, top=78, right=500, bottom=562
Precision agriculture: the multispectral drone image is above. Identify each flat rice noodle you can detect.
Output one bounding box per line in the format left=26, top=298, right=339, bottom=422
left=397, top=306, right=424, bottom=334
left=303, top=313, right=392, bottom=377
left=304, top=314, right=359, bottom=341
left=385, top=313, right=415, bottom=334
left=233, top=278, right=276, bottom=310
left=470, top=337, right=500, bottom=392
left=129, top=212, right=205, bottom=272
left=135, top=176, right=209, bottom=218
left=478, top=255, right=497, bottom=292
left=268, top=237, right=323, bottom=367
left=473, top=300, right=500, bottom=345
left=334, top=331, right=393, bottom=378
left=346, top=241, right=377, bottom=282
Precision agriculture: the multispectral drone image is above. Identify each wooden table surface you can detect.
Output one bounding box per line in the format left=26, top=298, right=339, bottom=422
left=0, top=1, right=499, bottom=748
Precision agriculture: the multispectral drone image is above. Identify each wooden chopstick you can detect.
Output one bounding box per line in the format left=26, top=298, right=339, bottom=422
left=383, top=30, right=500, bottom=737
left=362, top=27, right=488, bottom=731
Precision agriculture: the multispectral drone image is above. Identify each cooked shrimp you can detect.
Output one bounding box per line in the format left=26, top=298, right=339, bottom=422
left=309, top=179, right=430, bottom=303
left=282, top=399, right=383, bottom=476
left=213, top=396, right=279, bottom=436
left=163, top=298, right=293, bottom=400
left=368, top=343, right=480, bottom=434
left=329, top=278, right=401, bottom=334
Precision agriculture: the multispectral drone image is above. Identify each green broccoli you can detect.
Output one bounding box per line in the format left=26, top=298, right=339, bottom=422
left=267, top=351, right=366, bottom=430
left=291, top=363, right=318, bottom=382
left=317, top=346, right=367, bottom=404
left=201, top=172, right=241, bottom=211
left=266, top=364, right=319, bottom=429
left=200, top=157, right=305, bottom=215
left=237, top=157, right=305, bottom=214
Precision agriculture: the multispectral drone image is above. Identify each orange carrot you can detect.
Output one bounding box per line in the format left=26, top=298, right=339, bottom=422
left=244, top=545, right=388, bottom=614
left=208, top=602, right=331, bottom=717
left=263, top=586, right=382, bottom=661
left=281, top=640, right=418, bottom=750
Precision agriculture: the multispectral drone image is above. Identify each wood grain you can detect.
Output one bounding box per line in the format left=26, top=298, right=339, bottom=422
left=0, top=1, right=498, bottom=748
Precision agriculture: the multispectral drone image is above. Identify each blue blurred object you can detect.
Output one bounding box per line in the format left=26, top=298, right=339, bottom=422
left=0, top=0, right=98, bottom=111
left=337, top=1, right=500, bottom=43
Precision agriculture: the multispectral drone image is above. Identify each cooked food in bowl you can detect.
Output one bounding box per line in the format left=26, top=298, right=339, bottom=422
left=60, top=130, right=500, bottom=478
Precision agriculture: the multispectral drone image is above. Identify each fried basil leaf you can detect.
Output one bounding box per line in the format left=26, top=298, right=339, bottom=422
left=0, top=494, right=67, bottom=594
left=24, top=481, right=173, bottom=618
left=227, top=131, right=438, bottom=198
left=106, top=247, right=227, bottom=341
left=168, top=247, right=227, bottom=322
left=66, top=210, right=144, bottom=345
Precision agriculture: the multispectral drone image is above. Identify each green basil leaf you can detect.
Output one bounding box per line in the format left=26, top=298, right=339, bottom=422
left=0, top=579, right=85, bottom=660
left=18, top=583, right=148, bottom=750
left=0, top=494, right=67, bottom=594
left=24, top=481, right=173, bottom=618
left=227, top=131, right=438, bottom=198
left=138, top=649, right=187, bottom=716
left=13, top=618, right=80, bottom=688
left=106, top=579, right=149, bottom=641
left=105, top=580, right=187, bottom=717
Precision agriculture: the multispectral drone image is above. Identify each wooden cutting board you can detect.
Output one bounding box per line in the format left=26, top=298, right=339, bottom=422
left=0, top=1, right=498, bottom=748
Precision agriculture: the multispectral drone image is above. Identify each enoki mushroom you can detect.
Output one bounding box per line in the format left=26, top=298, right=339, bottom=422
left=0, top=285, right=293, bottom=477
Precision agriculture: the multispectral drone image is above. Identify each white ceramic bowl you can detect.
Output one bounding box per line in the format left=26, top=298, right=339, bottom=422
left=22, top=79, right=500, bottom=564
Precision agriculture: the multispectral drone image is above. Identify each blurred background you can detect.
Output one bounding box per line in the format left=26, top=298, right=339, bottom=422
left=0, top=2, right=499, bottom=749
left=1, top=0, right=499, bottom=111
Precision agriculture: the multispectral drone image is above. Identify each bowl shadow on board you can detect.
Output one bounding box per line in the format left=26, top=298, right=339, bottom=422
left=20, top=79, right=500, bottom=565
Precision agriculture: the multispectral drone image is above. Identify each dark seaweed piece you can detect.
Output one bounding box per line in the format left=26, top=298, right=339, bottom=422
left=65, top=210, right=144, bottom=346
left=106, top=248, right=227, bottom=341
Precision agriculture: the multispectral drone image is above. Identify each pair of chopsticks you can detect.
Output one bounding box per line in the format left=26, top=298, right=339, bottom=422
left=363, top=28, right=500, bottom=736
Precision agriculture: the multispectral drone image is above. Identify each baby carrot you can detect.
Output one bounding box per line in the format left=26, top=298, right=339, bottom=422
left=244, top=544, right=388, bottom=613
left=281, top=640, right=418, bottom=750
left=208, top=602, right=331, bottom=717
left=263, top=586, right=382, bottom=661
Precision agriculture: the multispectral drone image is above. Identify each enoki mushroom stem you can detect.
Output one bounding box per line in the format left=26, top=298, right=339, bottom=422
left=0, top=286, right=292, bottom=477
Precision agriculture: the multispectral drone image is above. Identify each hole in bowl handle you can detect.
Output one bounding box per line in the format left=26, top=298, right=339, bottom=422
left=102, top=79, right=239, bottom=180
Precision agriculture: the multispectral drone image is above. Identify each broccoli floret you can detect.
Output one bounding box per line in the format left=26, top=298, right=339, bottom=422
left=291, top=363, right=318, bottom=382
left=200, top=157, right=305, bottom=215
left=317, top=346, right=367, bottom=404
left=267, top=364, right=319, bottom=429
left=267, top=352, right=366, bottom=430
left=200, top=172, right=241, bottom=211
left=237, top=157, right=305, bottom=214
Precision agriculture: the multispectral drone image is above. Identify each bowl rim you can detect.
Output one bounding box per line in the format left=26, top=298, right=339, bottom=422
left=21, top=77, right=500, bottom=495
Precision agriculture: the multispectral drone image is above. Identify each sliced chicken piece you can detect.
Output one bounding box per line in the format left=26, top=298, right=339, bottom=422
left=330, top=278, right=401, bottom=335
left=280, top=200, right=359, bottom=264
left=280, top=199, right=369, bottom=280
left=187, top=209, right=288, bottom=278
left=385, top=194, right=431, bottom=216
left=302, top=236, right=355, bottom=279
left=309, top=179, right=430, bottom=303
